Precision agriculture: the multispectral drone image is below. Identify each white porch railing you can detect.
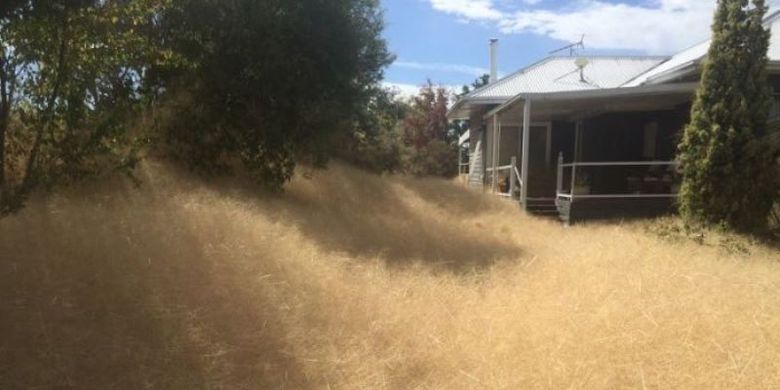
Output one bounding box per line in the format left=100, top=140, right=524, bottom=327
left=556, top=153, right=680, bottom=201
left=458, top=145, right=470, bottom=184
left=486, top=156, right=522, bottom=199
left=458, top=161, right=470, bottom=184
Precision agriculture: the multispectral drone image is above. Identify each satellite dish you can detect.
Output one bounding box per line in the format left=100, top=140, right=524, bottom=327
left=574, top=57, right=589, bottom=82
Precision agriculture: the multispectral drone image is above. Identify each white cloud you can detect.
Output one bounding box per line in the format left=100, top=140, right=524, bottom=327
left=428, top=0, right=780, bottom=53
left=499, top=0, right=715, bottom=53
left=382, top=82, right=422, bottom=99
left=428, top=0, right=503, bottom=20
left=394, top=60, right=490, bottom=77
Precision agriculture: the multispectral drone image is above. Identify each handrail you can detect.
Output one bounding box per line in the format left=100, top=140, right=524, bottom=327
left=556, top=158, right=680, bottom=203
left=559, top=161, right=678, bottom=168
left=557, top=193, right=678, bottom=199
left=485, top=156, right=521, bottom=199
left=486, top=164, right=514, bottom=171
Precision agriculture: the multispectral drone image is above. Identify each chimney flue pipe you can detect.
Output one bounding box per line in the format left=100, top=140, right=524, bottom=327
left=489, top=38, right=498, bottom=83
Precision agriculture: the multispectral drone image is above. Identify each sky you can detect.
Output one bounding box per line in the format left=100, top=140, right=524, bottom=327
left=381, top=0, right=780, bottom=97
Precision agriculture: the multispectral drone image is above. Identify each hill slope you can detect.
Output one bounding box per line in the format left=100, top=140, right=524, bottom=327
left=1, top=161, right=779, bottom=389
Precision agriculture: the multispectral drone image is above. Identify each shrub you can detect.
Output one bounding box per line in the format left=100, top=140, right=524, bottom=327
left=678, top=0, right=777, bottom=231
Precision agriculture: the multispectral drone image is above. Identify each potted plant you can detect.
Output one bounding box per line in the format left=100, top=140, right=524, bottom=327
left=573, top=173, right=591, bottom=195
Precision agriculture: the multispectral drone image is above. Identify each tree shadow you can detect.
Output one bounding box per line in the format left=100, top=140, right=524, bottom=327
left=0, top=178, right=312, bottom=389
left=200, top=162, right=524, bottom=273
left=392, top=175, right=507, bottom=218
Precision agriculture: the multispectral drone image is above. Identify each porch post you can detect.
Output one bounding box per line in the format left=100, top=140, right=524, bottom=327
left=574, top=120, right=583, bottom=162
left=510, top=156, right=517, bottom=198
left=556, top=152, right=563, bottom=195
left=521, top=98, right=531, bottom=207
left=458, top=146, right=463, bottom=181
left=496, top=116, right=502, bottom=193
left=491, top=115, right=499, bottom=193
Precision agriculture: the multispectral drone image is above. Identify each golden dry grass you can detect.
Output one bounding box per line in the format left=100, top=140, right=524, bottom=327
left=1, top=160, right=779, bottom=389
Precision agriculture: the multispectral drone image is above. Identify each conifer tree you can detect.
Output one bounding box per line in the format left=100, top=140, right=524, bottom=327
left=678, top=0, right=777, bottom=231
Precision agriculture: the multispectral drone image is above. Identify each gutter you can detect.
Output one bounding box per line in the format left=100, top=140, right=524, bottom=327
left=483, top=82, right=699, bottom=119
left=447, top=97, right=509, bottom=120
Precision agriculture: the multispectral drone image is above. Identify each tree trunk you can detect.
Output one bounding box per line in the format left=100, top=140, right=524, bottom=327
left=21, top=6, right=69, bottom=192
left=0, top=50, right=8, bottom=196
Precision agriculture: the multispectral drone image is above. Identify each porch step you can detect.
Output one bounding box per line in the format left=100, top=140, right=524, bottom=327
left=525, top=198, right=559, bottom=217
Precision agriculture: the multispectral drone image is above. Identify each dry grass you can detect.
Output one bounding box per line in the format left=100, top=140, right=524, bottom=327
left=1, top=160, right=779, bottom=389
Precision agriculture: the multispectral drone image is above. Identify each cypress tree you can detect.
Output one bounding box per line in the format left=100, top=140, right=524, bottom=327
left=678, top=0, right=777, bottom=231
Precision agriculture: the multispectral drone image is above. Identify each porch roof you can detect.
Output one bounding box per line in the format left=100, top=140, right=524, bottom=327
left=484, top=82, right=698, bottom=122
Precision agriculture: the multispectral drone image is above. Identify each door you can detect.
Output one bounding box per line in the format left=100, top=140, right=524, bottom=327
left=529, top=124, right=551, bottom=169
left=527, top=123, right=553, bottom=197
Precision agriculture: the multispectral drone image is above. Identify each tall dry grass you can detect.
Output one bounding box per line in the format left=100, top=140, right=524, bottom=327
left=1, top=160, right=779, bottom=389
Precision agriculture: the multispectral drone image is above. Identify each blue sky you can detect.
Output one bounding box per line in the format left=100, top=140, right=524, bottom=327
left=381, top=0, right=780, bottom=96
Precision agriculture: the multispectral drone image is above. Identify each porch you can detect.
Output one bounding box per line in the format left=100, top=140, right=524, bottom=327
left=481, top=83, right=696, bottom=222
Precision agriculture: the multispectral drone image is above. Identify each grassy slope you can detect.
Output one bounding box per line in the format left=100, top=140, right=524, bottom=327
left=1, top=160, right=779, bottom=389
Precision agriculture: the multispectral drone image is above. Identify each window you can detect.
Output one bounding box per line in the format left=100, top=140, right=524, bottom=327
left=771, top=85, right=780, bottom=121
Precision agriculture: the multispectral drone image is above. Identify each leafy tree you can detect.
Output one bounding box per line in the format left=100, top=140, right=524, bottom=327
left=0, top=0, right=27, bottom=210
left=448, top=74, right=491, bottom=145
left=335, top=87, right=409, bottom=173
left=402, top=81, right=458, bottom=177
left=459, top=73, right=490, bottom=97
left=0, top=0, right=170, bottom=213
left=678, top=0, right=778, bottom=231
left=155, top=0, right=393, bottom=190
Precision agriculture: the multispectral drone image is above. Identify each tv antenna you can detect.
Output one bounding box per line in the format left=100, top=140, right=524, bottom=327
left=549, top=34, right=585, bottom=56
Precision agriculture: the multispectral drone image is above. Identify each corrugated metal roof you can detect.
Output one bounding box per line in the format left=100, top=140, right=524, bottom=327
left=625, top=10, right=780, bottom=87
left=622, top=41, right=708, bottom=87
left=465, top=56, right=668, bottom=100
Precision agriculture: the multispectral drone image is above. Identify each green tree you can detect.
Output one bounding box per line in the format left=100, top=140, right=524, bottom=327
left=451, top=74, right=490, bottom=141
left=678, top=0, right=778, bottom=231
left=155, top=0, right=393, bottom=190
left=335, top=87, right=409, bottom=173
left=0, top=0, right=169, bottom=213
left=458, top=73, right=490, bottom=97
left=0, top=0, right=27, bottom=210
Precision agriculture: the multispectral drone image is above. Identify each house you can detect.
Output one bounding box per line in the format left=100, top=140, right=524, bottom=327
left=449, top=11, right=780, bottom=223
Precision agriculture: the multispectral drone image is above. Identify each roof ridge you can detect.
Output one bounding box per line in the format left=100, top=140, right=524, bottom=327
left=461, top=56, right=556, bottom=98
left=765, top=9, right=780, bottom=25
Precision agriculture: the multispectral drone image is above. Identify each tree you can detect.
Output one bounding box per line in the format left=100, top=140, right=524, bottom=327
left=0, top=0, right=169, bottom=214
left=459, top=73, right=490, bottom=97
left=402, top=81, right=458, bottom=177
left=678, top=0, right=778, bottom=231
left=335, top=87, right=409, bottom=173
left=155, top=0, right=393, bottom=190
left=0, top=0, right=27, bottom=210
left=451, top=74, right=491, bottom=139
